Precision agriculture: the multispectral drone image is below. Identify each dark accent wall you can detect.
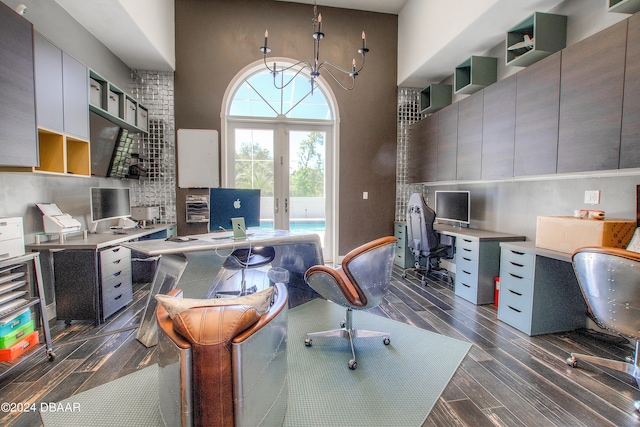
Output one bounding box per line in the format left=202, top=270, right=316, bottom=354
left=174, top=0, right=398, bottom=255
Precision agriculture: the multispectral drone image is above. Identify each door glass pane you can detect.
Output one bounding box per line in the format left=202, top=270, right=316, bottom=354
left=234, top=128, right=274, bottom=229
left=289, top=130, right=326, bottom=245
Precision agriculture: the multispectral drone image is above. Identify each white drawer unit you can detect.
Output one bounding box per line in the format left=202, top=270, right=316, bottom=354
left=497, top=242, right=588, bottom=336
left=393, top=222, right=414, bottom=268
left=0, top=217, right=25, bottom=260
left=99, top=246, right=132, bottom=320
left=455, top=237, right=480, bottom=303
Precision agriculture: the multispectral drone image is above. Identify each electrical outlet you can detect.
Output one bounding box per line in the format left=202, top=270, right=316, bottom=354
left=363, top=191, right=368, bottom=200
left=584, top=190, right=600, bottom=205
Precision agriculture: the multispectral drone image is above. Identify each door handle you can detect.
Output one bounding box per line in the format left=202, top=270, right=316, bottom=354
left=285, top=198, right=288, bottom=213
left=275, top=198, right=279, bottom=214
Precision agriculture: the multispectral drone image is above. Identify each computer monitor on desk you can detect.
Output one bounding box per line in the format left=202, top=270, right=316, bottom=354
left=434, top=190, right=470, bottom=228
left=209, top=188, right=260, bottom=233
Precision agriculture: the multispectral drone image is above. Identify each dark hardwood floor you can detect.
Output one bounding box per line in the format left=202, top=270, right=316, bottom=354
left=1, top=267, right=640, bottom=426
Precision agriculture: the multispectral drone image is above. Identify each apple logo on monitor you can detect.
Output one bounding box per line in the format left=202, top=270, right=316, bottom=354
left=233, top=198, right=241, bottom=209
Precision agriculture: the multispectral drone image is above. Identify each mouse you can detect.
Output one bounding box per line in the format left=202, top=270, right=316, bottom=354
left=167, top=236, right=191, bottom=242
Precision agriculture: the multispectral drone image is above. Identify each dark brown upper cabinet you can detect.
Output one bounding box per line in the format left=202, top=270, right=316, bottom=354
left=436, top=103, right=459, bottom=181
left=557, top=19, right=627, bottom=173
left=456, top=91, right=484, bottom=181
left=514, top=51, right=561, bottom=176
left=0, top=2, right=38, bottom=167
left=482, top=75, right=517, bottom=179
left=620, top=13, right=640, bottom=169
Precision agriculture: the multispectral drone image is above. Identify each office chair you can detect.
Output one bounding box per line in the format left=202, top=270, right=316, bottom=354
left=566, top=246, right=640, bottom=412
left=402, top=192, right=453, bottom=286
left=304, top=236, right=397, bottom=370
left=213, top=246, right=276, bottom=297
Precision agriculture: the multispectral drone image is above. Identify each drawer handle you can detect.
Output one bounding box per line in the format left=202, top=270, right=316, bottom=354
left=510, top=262, right=524, bottom=268
left=114, top=271, right=122, bottom=277
left=507, top=305, right=522, bottom=313
left=463, top=248, right=472, bottom=252
left=509, top=289, right=522, bottom=297
left=112, top=248, right=121, bottom=253
left=462, top=270, right=471, bottom=275
left=463, top=257, right=472, bottom=262
left=114, top=294, right=123, bottom=300
left=114, top=259, right=122, bottom=264
left=16, top=331, right=24, bottom=339
left=511, top=251, right=525, bottom=256
left=463, top=239, right=472, bottom=243
left=10, top=319, right=20, bottom=327
left=461, top=283, right=470, bottom=288
left=509, top=273, right=523, bottom=279
left=114, top=283, right=122, bottom=289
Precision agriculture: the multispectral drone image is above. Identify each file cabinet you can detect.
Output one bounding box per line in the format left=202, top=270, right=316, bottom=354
left=498, top=242, right=588, bottom=336
left=393, top=221, right=413, bottom=268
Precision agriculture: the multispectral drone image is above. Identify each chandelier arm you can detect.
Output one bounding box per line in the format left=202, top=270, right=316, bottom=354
left=319, top=66, right=356, bottom=91
left=262, top=56, right=311, bottom=74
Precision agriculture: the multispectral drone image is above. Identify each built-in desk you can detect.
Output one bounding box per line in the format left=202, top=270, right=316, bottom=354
left=27, top=224, right=176, bottom=325
left=434, top=224, right=526, bottom=305
left=498, top=241, right=588, bottom=336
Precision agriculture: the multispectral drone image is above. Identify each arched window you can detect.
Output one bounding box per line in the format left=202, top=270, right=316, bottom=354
left=222, top=60, right=339, bottom=261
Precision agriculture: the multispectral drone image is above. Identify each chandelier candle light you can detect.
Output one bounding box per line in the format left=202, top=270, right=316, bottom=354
left=259, top=1, right=369, bottom=93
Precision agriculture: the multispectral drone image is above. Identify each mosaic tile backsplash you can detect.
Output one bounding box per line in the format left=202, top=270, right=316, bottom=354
left=129, top=70, right=177, bottom=224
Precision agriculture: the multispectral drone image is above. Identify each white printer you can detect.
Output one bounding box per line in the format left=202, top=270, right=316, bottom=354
left=36, top=203, right=82, bottom=234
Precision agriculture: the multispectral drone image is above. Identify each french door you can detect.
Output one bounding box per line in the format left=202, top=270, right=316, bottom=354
left=226, top=120, right=333, bottom=260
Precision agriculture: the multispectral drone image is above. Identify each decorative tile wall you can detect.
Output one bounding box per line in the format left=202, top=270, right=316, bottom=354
left=396, top=87, right=426, bottom=221
left=128, top=70, right=177, bottom=224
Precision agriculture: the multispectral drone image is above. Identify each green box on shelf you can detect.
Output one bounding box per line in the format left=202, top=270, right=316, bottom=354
left=506, top=12, right=567, bottom=67
left=608, top=0, right=640, bottom=14
left=454, top=56, right=497, bottom=95
left=420, top=84, right=452, bottom=113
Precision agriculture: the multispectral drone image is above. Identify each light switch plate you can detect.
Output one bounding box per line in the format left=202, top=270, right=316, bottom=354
left=584, top=190, right=600, bottom=204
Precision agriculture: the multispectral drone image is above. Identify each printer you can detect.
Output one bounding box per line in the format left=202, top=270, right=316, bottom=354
left=36, top=204, right=82, bottom=234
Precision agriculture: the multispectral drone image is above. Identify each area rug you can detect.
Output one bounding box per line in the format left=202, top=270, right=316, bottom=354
left=41, top=299, right=470, bottom=426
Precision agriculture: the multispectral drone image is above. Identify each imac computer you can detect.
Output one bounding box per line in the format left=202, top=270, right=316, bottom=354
left=434, top=190, right=470, bottom=227
left=90, top=187, right=135, bottom=232
left=209, top=188, right=260, bottom=233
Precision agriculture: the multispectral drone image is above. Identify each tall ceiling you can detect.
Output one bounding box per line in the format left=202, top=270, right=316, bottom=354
left=51, top=0, right=569, bottom=86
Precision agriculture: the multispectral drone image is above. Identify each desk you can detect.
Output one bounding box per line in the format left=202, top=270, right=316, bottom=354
left=498, top=241, right=587, bottom=336
left=26, top=224, right=176, bottom=325
left=123, top=229, right=324, bottom=347
left=434, top=224, right=526, bottom=305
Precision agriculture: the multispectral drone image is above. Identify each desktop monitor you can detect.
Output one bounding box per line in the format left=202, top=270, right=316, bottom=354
left=434, top=190, right=470, bottom=226
left=90, top=187, right=131, bottom=223
left=209, top=188, right=260, bottom=232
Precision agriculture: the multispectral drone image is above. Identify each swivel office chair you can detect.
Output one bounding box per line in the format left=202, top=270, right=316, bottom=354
left=566, top=246, right=640, bottom=412
left=304, top=236, right=397, bottom=370
left=402, top=192, right=453, bottom=286
left=213, top=246, right=276, bottom=297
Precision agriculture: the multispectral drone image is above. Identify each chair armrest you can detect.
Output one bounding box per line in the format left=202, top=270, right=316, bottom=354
left=573, top=246, right=640, bottom=262
left=234, top=282, right=288, bottom=343
left=156, top=289, right=191, bottom=349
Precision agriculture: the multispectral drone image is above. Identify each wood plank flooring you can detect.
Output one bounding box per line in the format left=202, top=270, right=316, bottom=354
left=1, top=267, right=640, bottom=426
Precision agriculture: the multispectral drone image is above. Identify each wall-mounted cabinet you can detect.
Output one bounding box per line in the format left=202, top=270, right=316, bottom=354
left=454, top=56, right=497, bottom=95
left=456, top=91, right=483, bottom=181
left=620, top=13, right=640, bottom=168
left=608, top=0, right=640, bottom=13
left=506, top=12, right=566, bottom=67
left=420, top=84, right=452, bottom=114
left=0, top=3, right=38, bottom=168
left=89, top=71, right=148, bottom=135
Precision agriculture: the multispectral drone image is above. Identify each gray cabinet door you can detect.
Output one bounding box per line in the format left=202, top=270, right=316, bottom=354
left=620, top=13, right=640, bottom=169
left=63, top=53, right=89, bottom=140
left=456, top=91, right=483, bottom=180
left=514, top=52, right=561, bottom=176
left=34, top=32, right=64, bottom=133
left=421, top=114, right=439, bottom=183
left=437, top=103, right=458, bottom=181
left=482, top=75, right=516, bottom=179
left=557, top=20, right=627, bottom=173
left=0, top=3, right=37, bottom=167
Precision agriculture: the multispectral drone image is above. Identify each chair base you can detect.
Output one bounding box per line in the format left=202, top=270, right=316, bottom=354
left=402, top=261, right=450, bottom=286
left=567, top=339, right=640, bottom=412
left=304, top=307, right=390, bottom=370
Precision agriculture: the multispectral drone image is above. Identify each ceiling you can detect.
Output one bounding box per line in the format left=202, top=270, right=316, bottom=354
left=275, top=0, right=409, bottom=15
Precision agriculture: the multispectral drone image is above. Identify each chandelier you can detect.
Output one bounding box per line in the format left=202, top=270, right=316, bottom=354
left=259, top=1, right=369, bottom=93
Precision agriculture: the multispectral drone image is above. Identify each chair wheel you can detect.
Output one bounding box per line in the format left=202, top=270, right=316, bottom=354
left=566, top=356, right=577, bottom=368
left=340, top=320, right=346, bottom=328
left=420, top=280, right=426, bottom=287
left=47, top=350, right=56, bottom=361
left=304, top=338, right=312, bottom=347
left=383, top=337, right=390, bottom=345
left=348, top=359, right=357, bottom=370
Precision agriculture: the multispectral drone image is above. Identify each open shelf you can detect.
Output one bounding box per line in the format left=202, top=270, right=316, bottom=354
left=66, top=137, right=90, bottom=176
left=506, top=12, right=567, bottom=67
left=420, top=84, right=452, bottom=114
left=454, top=56, right=497, bottom=95
left=36, top=129, right=65, bottom=174
left=608, top=0, right=640, bottom=13
left=89, top=70, right=148, bottom=135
